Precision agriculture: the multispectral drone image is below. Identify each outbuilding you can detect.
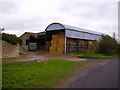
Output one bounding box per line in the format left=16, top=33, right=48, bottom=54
left=20, top=32, right=46, bottom=51
left=20, top=22, right=102, bottom=54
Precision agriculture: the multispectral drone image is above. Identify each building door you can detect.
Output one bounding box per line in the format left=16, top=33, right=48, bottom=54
left=28, top=43, right=37, bottom=51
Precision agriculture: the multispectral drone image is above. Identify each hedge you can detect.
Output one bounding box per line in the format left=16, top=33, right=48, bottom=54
left=1, top=33, right=22, bottom=45
left=96, top=34, right=119, bottom=55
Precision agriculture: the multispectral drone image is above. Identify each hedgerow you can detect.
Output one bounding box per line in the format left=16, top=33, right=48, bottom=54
left=96, top=34, right=119, bottom=55
left=1, top=33, right=22, bottom=45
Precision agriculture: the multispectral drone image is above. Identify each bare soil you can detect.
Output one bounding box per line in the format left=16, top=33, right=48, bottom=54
left=2, top=51, right=86, bottom=63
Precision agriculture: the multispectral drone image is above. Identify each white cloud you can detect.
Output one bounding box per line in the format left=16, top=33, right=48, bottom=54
left=0, top=0, right=118, bottom=38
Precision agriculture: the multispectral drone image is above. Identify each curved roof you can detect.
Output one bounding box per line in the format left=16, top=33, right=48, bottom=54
left=45, top=22, right=102, bottom=35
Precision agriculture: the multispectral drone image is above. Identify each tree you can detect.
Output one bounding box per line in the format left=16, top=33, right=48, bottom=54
left=118, top=43, right=120, bottom=54
left=96, top=34, right=118, bottom=55
left=1, top=33, right=22, bottom=45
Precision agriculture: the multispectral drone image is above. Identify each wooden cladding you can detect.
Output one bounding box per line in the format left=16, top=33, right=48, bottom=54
left=66, top=38, right=97, bottom=53
left=66, top=42, right=88, bottom=53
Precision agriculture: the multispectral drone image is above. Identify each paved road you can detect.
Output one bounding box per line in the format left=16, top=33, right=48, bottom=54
left=61, top=58, right=119, bottom=88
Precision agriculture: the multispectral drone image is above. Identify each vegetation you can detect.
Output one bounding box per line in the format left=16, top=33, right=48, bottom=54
left=118, top=44, right=120, bottom=54
left=19, top=53, right=27, bottom=55
left=67, top=51, right=120, bottom=58
left=2, top=59, right=87, bottom=88
left=96, top=34, right=119, bottom=55
left=68, top=35, right=120, bottom=58
left=1, top=33, right=22, bottom=45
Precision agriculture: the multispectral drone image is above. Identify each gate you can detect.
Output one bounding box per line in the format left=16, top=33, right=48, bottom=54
left=28, top=43, right=37, bottom=51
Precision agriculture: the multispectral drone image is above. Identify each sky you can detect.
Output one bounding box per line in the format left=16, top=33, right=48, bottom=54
left=0, top=0, right=119, bottom=39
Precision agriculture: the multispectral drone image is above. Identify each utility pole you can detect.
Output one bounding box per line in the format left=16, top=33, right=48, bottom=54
left=113, top=32, right=115, bottom=39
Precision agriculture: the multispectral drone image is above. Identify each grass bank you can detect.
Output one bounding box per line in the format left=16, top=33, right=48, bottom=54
left=2, top=59, right=87, bottom=88
left=67, top=52, right=120, bottom=58
left=19, top=53, right=28, bottom=55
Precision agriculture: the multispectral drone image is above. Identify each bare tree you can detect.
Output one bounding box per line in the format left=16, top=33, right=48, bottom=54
left=0, top=28, right=4, bottom=33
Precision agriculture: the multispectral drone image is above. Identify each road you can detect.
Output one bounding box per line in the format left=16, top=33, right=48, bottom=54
left=60, top=58, right=119, bottom=88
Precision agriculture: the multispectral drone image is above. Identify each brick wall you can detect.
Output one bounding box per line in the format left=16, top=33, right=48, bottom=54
left=0, top=40, right=19, bottom=58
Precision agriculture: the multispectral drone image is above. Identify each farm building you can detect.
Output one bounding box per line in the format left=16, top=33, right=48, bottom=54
left=20, top=32, right=45, bottom=51
left=20, top=22, right=102, bottom=54
left=20, top=32, right=37, bottom=51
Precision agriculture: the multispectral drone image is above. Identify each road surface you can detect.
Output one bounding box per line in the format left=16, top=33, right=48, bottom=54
left=60, top=58, right=119, bottom=88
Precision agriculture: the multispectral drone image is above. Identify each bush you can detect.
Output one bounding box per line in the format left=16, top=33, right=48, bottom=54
left=1, top=33, right=22, bottom=45
left=118, top=43, right=120, bottom=54
left=96, top=34, right=118, bottom=55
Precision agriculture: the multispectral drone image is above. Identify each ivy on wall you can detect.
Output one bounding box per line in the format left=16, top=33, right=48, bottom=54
left=1, top=33, right=22, bottom=45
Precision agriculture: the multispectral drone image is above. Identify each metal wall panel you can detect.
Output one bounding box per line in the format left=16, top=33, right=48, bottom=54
left=66, top=29, right=101, bottom=40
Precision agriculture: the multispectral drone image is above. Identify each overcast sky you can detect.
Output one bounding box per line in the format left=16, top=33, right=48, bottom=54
left=0, top=0, right=118, bottom=38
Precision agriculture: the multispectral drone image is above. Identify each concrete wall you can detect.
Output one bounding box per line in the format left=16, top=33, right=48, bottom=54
left=0, top=40, right=19, bottom=58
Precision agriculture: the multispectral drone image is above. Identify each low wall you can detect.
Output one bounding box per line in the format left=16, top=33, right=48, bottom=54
left=0, top=40, right=19, bottom=58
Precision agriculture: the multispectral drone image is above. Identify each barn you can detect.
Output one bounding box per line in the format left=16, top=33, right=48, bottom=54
left=20, top=32, right=46, bottom=51
left=45, top=22, right=102, bottom=54
left=20, top=22, right=102, bottom=54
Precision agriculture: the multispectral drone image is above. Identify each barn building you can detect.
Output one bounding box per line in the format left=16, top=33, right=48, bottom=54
left=20, top=22, right=102, bottom=54
left=20, top=32, right=46, bottom=51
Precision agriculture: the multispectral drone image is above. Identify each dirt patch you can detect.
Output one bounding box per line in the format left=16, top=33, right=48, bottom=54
left=2, top=51, right=86, bottom=63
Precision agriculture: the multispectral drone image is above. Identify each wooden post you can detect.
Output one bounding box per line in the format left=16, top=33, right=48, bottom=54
left=64, top=30, right=67, bottom=54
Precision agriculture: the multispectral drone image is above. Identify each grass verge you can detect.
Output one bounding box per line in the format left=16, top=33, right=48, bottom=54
left=2, top=59, right=87, bottom=88
left=67, top=52, right=120, bottom=58
left=19, top=53, right=28, bottom=55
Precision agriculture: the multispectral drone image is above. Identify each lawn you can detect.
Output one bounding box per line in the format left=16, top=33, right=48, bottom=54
left=67, top=52, right=120, bottom=58
left=2, top=59, right=87, bottom=88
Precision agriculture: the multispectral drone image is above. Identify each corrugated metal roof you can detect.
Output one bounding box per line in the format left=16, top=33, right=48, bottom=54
left=62, top=24, right=102, bottom=35
left=66, top=30, right=101, bottom=40
left=37, top=31, right=46, bottom=35
left=20, top=32, right=37, bottom=38
left=46, top=22, right=102, bottom=35
left=45, top=22, right=102, bottom=40
left=45, top=23, right=65, bottom=31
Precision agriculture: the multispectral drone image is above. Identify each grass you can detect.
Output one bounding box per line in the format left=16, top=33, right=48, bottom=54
left=19, top=53, right=27, bottom=55
left=2, top=59, right=87, bottom=88
left=67, top=52, right=120, bottom=58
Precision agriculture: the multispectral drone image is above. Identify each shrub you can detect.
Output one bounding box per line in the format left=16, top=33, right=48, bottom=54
left=118, top=43, right=120, bottom=54
left=1, top=33, right=22, bottom=45
left=96, top=34, right=118, bottom=55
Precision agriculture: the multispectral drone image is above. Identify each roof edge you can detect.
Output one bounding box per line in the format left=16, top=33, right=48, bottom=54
left=45, top=22, right=65, bottom=31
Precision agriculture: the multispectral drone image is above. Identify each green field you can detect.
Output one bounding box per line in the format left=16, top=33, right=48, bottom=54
left=67, top=52, right=120, bottom=58
left=2, top=59, right=87, bottom=88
